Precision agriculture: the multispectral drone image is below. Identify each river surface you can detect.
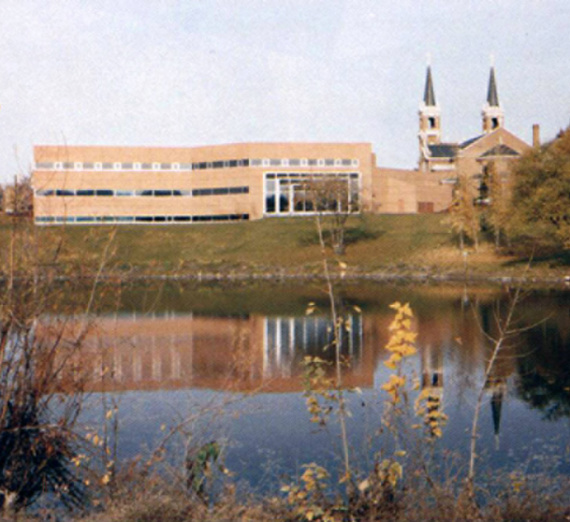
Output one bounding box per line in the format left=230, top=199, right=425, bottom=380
left=73, top=281, right=570, bottom=491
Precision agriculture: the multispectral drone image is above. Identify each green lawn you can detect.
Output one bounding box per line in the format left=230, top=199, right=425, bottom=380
left=1, top=214, right=568, bottom=280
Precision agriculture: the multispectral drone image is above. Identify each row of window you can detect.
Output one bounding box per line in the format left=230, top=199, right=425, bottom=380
left=35, top=186, right=249, bottom=197
left=35, top=158, right=360, bottom=171
left=265, top=172, right=359, bottom=179
left=35, top=214, right=250, bottom=225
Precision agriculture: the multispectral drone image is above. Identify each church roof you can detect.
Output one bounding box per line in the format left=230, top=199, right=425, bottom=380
left=460, top=135, right=484, bottom=149
left=480, top=144, right=520, bottom=157
left=424, top=66, right=436, bottom=106
left=487, top=67, right=500, bottom=107
left=428, top=143, right=458, bottom=158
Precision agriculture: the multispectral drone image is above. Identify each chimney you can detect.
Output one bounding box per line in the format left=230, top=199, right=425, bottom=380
left=532, top=124, right=540, bottom=147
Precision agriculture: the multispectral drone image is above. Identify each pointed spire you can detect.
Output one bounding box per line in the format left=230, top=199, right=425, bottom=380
left=482, top=61, right=504, bottom=133
left=487, top=67, right=499, bottom=107
left=424, top=66, right=436, bottom=106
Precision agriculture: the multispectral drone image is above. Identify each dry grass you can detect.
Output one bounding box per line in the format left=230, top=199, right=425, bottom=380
left=66, top=475, right=570, bottom=522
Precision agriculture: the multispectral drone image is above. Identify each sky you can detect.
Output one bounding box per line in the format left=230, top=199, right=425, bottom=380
left=1, top=0, right=569, bottom=184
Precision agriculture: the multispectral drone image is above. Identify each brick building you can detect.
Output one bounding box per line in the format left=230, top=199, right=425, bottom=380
left=31, top=65, right=529, bottom=225
left=418, top=65, right=530, bottom=185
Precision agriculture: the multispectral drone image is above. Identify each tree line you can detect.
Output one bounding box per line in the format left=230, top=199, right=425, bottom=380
left=448, top=126, right=570, bottom=255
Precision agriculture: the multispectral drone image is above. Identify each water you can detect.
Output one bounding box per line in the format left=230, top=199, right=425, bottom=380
left=74, top=281, right=570, bottom=491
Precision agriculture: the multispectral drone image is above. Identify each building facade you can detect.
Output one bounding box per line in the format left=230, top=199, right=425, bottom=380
left=31, top=64, right=530, bottom=225
left=33, top=142, right=370, bottom=225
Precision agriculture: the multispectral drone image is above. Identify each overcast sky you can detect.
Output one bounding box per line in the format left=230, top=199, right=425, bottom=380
left=1, top=0, right=569, bottom=184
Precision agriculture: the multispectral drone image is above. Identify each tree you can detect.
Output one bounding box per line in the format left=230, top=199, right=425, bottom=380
left=0, top=214, right=115, bottom=513
left=0, top=220, right=87, bottom=512
left=447, top=175, right=480, bottom=251
left=305, top=176, right=359, bottom=255
left=482, top=161, right=512, bottom=249
left=3, top=176, right=33, bottom=216
left=510, top=126, right=570, bottom=250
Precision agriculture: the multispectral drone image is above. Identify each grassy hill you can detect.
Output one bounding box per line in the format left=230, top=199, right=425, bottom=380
left=1, top=214, right=568, bottom=281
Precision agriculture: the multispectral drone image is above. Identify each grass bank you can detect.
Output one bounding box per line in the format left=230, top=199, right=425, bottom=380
left=2, top=214, right=569, bottom=283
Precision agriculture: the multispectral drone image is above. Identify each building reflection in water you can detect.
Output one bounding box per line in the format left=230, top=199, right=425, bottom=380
left=67, top=312, right=367, bottom=393
left=50, top=294, right=569, bottom=433
left=263, top=315, right=363, bottom=378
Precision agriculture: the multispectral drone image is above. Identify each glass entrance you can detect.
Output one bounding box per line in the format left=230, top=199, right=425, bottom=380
left=264, top=172, right=360, bottom=216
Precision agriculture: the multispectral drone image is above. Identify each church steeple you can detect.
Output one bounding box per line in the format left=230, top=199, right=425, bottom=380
left=419, top=62, right=441, bottom=154
left=482, top=63, right=505, bottom=133
left=424, top=66, right=436, bottom=106
left=487, top=67, right=499, bottom=107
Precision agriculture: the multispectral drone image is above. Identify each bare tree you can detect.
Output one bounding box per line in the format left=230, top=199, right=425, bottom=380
left=466, top=260, right=539, bottom=499
left=305, top=175, right=359, bottom=255
left=3, top=175, right=33, bottom=217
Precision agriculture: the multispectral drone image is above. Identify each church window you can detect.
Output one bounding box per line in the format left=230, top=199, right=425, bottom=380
left=429, top=117, right=436, bottom=129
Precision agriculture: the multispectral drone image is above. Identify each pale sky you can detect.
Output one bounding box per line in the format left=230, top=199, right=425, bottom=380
left=1, top=0, right=569, bottom=184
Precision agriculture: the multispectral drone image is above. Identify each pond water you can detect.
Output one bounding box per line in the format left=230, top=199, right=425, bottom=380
left=76, top=281, right=570, bottom=492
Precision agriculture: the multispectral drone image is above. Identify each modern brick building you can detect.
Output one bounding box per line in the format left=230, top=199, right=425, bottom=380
left=33, top=142, right=372, bottom=224
left=31, top=65, right=529, bottom=225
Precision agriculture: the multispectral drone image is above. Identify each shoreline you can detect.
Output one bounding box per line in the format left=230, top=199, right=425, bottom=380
left=4, top=269, right=570, bottom=289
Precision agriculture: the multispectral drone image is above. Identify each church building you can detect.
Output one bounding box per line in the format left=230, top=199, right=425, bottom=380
left=418, top=64, right=530, bottom=184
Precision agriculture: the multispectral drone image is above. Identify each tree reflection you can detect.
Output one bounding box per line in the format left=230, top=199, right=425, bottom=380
left=515, top=323, right=570, bottom=421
